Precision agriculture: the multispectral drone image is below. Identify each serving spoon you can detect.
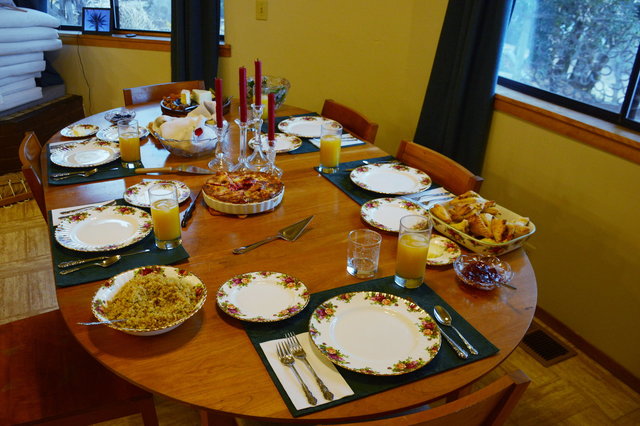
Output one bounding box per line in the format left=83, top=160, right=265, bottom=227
left=78, top=319, right=127, bottom=326
left=434, top=305, right=478, bottom=355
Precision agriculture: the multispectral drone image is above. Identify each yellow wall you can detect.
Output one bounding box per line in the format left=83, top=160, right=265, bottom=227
left=49, top=0, right=639, bottom=377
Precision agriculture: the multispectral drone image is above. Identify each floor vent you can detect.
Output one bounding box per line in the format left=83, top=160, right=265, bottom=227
left=520, top=323, right=576, bottom=367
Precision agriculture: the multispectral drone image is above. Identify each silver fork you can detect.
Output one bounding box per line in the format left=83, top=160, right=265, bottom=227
left=276, top=341, right=317, bottom=406
left=285, top=332, right=334, bottom=400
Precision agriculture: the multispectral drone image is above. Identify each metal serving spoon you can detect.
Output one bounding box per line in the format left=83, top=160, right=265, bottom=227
left=78, top=319, right=127, bottom=326
left=434, top=305, right=478, bottom=355
left=59, top=255, right=121, bottom=275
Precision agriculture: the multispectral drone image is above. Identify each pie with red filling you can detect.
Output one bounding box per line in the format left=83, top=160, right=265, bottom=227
left=203, top=171, right=284, bottom=204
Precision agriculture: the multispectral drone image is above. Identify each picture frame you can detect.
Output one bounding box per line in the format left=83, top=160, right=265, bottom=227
left=82, top=8, right=111, bottom=35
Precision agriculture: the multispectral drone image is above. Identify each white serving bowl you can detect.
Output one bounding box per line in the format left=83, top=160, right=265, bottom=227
left=91, top=265, right=207, bottom=336
left=203, top=187, right=284, bottom=215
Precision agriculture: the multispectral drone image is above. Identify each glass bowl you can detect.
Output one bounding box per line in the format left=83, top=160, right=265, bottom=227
left=104, top=107, right=136, bottom=124
left=247, top=76, right=290, bottom=110
left=453, top=254, right=514, bottom=290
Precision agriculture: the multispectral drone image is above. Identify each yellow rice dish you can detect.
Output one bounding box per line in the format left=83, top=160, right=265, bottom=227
left=102, top=272, right=203, bottom=330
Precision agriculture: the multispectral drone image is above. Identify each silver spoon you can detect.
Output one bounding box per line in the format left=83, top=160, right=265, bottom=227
left=51, top=168, right=99, bottom=180
left=59, top=255, right=121, bottom=275
left=434, top=305, right=478, bottom=355
left=78, top=319, right=127, bottom=326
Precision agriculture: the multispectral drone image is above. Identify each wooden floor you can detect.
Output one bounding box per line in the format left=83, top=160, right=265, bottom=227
left=2, top=200, right=639, bottom=426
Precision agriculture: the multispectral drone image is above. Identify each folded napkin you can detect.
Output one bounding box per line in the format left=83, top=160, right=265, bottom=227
left=309, top=134, right=366, bottom=148
left=51, top=199, right=115, bottom=226
left=260, top=333, right=354, bottom=410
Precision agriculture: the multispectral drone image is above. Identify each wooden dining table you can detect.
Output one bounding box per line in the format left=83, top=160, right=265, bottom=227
left=44, top=100, right=537, bottom=424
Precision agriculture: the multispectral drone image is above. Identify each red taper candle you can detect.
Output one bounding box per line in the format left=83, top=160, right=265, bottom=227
left=214, top=77, right=223, bottom=128
left=268, top=92, right=275, bottom=142
left=254, top=59, right=262, bottom=106
left=239, top=66, right=247, bottom=122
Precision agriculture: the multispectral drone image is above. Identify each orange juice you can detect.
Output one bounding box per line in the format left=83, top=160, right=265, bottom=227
left=119, top=135, right=141, bottom=162
left=150, top=199, right=180, bottom=241
left=396, top=233, right=429, bottom=281
left=320, top=135, right=341, bottom=168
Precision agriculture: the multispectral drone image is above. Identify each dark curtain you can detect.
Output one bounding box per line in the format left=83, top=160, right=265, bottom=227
left=413, top=0, right=514, bottom=175
left=171, top=0, right=220, bottom=89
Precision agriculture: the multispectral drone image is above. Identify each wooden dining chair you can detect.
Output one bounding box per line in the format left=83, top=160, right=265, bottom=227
left=321, top=99, right=379, bottom=143
left=395, top=140, right=484, bottom=195
left=18, top=131, right=46, bottom=220
left=123, top=80, right=206, bottom=105
left=0, top=309, right=159, bottom=425
left=324, top=370, right=530, bottom=426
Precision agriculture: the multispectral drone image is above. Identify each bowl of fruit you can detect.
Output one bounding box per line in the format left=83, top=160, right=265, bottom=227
left=160, top=89, right=231, bottom=117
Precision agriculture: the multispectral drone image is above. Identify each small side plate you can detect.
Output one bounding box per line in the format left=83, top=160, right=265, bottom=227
left=60, top=124, right=99, bottom=138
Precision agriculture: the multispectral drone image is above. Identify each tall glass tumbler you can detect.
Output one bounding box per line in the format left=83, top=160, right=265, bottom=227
left=118, top=119, right=142, bottom=169
left=347, top=229, right=382, bottom=279
left=318, top=121, right=343, bottom=173
left=148, top=182, right=182, bottom=250
left=394, top=215, right=433, bottom=288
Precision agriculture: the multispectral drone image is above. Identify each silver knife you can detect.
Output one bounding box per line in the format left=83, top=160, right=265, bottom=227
left=57, top=200, right=117, bottom=216
left=135, top=165, right=214, bottom=175
left=180, top=190, right=202, bottom=228
left=50, top=167, right=119, bottom=178
left=57, top=248, right=151, bottom=268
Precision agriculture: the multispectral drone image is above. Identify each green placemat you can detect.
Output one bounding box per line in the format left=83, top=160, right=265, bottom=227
left=47, top=143, right=138, bottom=186
left=48, top=199, right=189, bottom=287
left=262, top=112, right=320, bottom=154
left=244, top=276, right=499, bottom=417
left=315, top=156, right=442, bottom=206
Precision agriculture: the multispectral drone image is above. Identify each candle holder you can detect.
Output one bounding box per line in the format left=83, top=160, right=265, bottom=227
left=246, top=104, right=269, bottom=170
left=207, top=120, right=232, bottom=172
left=231, top=118, right=255, bottom=172
left=263, top=137, right=283, bottom=178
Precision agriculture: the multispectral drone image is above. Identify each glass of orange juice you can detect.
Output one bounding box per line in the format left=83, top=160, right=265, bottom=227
left=395, top=215, right=433, bottom=288
left=118, top=119, right=142, bottom=169
left=148, top=182, right=182, bottom=250
left=319, top=120, right=343, bottom=173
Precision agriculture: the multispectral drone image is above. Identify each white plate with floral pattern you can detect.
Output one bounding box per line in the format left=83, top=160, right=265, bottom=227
left=216, top=271, right=310, bottom=322
left=350, top=164, right=432, bottom=195
left=50, top=138, right=120, bottom=168
left=309, top=291, right=441, bottom=376
left=248, top=132, right=302, bottom=153
left=360, top=198, right=428, bottom=232
left=96, top=125, right=149, bottom=142
left=91, top=265, right=207, bottom=336
left=54, top=205, right=153, bottom=252
left=60, top=123, right=100, bottom=138
left=278, top=116, right=340, bottom=138
left=426, top=235, right=462, bottom=266
left=124, top=180, right=191, bottom=208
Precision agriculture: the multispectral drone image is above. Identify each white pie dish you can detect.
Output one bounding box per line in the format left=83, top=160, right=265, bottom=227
left=203, top=187, right=284, bottom=215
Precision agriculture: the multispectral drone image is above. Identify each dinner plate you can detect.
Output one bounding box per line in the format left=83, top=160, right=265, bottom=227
left=350, top=163, right=432, bottom=195
left=54, top=205, right=153, bottom=252
left=124, top=180, right=191, bottom=208
left=91, top=265, right=207, bottom=336
left=96, top=125, right=149, bottom=142
left=426, top=235, right=461, bottom=266
left=49, top=138, right=120, bottom=168
left=309, top=291, right=441, bottom=375
left=216, top=271, right=310, bottom=322
left=278, top=116, right=340, bottom=138
left=60, top=124, right=99, bottom=138
left=248, top=132, right=302, bottom=153
left=360, top=197, right=428, bottom=232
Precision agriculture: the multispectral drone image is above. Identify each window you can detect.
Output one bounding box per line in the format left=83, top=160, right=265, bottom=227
left=47, top=0, right=224, bottom=37
left=498, top=0, right=640, bottom=131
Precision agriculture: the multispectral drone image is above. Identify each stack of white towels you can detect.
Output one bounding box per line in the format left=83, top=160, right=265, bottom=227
left=0, top=5, right=62, bottom=113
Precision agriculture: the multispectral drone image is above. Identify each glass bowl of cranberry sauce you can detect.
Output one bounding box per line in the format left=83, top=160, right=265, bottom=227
left=453, top=254, right=514, bottom=290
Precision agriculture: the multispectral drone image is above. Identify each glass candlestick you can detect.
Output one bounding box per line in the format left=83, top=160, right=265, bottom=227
left=231, top=118, right=255, bottom=172
left=246, top=103, right=269, bottom=170
left=207, top=120, right=232, bottom=172
left=263, top=137, right=283, bottom=178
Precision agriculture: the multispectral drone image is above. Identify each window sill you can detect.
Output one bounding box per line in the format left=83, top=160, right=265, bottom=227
left=59, top=31, right=231, bottom=57
left=494, top=85, right=640, bottom=165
